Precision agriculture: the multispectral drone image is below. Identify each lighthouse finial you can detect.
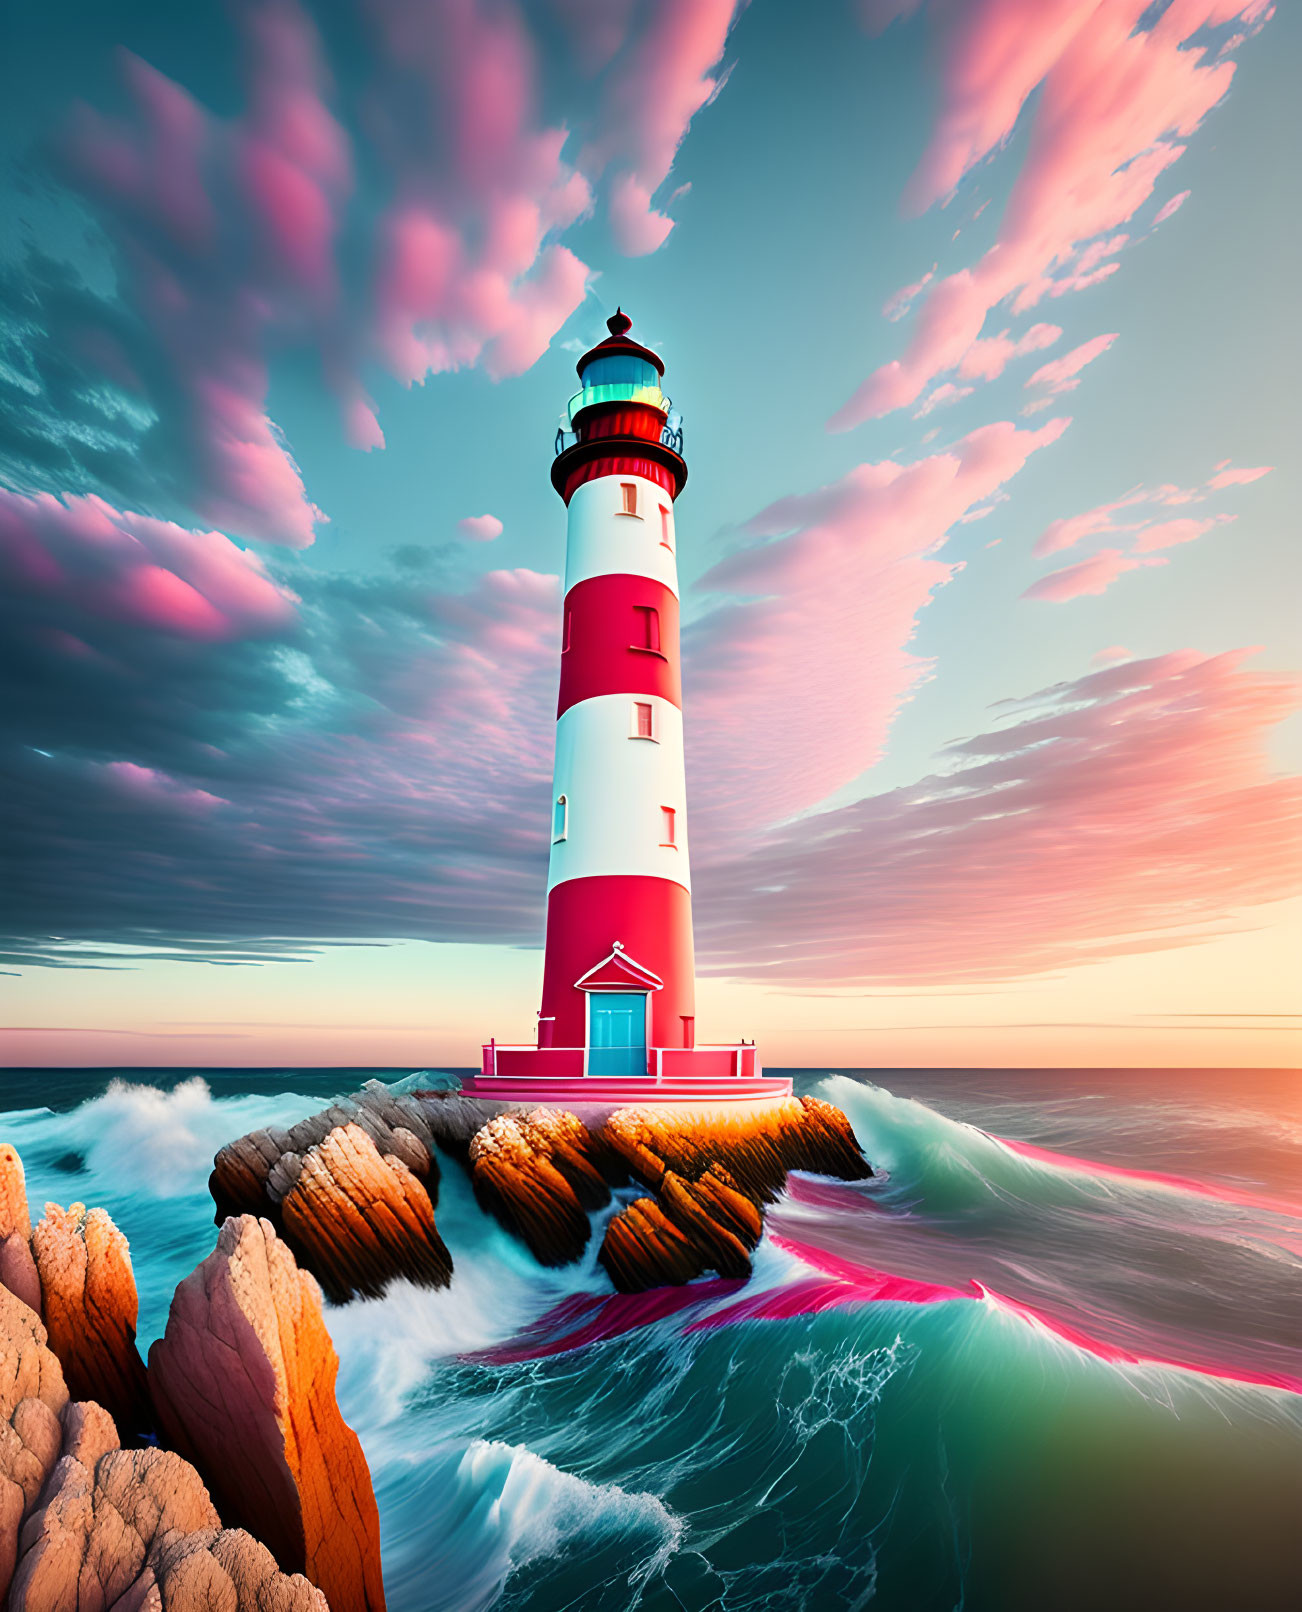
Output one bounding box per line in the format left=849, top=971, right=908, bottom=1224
left=607, top=307, right=633, bottom=337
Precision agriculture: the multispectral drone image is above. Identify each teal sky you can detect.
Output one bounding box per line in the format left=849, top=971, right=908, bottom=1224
left=1, top=0, right=1298, bottom=1068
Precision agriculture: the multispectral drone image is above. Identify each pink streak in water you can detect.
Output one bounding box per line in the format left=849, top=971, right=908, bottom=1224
left=465, top=1280, right=747, bottom=1365
left=975, top=1284, right=1302, bottom=1397
left=994, top=1134, right=1302, bottom=1219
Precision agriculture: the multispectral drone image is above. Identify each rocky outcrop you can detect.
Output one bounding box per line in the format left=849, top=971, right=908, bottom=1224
left=1, top=1284, right=69, bottom=1599
left=206, top=1082, right=872, bottom=1301
left=149, top=1214, right=385, bottom=1611
left=593, top=1099, right=870, bottom=1292
left=279, top=1122, right=452, bottom=1303
left=599, top=1165, right=764, bottom=1292
left=600, top=1095, right=872, bottom=1203
left=208, top=1083, right=500, bottom=1301
left=2, top=1282, right=323, bottom=1610
left=0, top=1146, right=42, bottom=1319
left=29, top=1200, right=152, bottom=1442
left=11, top=1437, right=328, bottom=1611
left=468, top=1109, right=612, bottom=1265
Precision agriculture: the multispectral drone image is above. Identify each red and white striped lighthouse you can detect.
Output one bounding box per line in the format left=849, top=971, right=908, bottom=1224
left=473, top=311, right=788, bottom=1101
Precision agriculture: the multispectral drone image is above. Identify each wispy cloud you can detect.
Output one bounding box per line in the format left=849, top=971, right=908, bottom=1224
left=833, top=0, right=1270, bottom=429
left=696, top=651, right=1302, bottom=983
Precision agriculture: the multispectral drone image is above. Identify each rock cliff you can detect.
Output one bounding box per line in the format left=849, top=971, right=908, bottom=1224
left=468, top=1108, right=612, bottom=1265
left=1, top=1280, right=326, bottom=1610
left=0, top=1149, right=41, bottom=1321
left=208, top=1084, right=496, bottom=1300
left=29, top=1202, right=152, bottom=1443
left=208, top=1083, right=873, bottom=1298
left=148, top=1215, right=386, bottom=1611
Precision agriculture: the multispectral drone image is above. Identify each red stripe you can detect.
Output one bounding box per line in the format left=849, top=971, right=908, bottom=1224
left=575, top=405, right=666, bottom=444
left=541, top=875, right=695, bottom=1047
left=558, top=575, right=680, bottom=717
left=561, top=456, right=677, bottom=503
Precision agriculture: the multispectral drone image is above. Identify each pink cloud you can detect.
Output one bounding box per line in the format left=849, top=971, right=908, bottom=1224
left=103, top=762, right=226, bottom=813
left=365, top=0, right=594, bottom=381
left=1033, top=495, right=1142, bottom=557
left=884, top=266, right=937, bottom=322
left=64, top=4, right=351, bottom=546
left=913, top=381, right=974, bottom=417
left=1036, top=457, right=1272, bottom=558
left=958, top=322, right=1061, bottom=381
left=1023, top=546, right=1162, bottom=601
left=1153, top=188, right=1191, bottom=224
left=0, top=489, right=298, bottom=642
left=1024, top=331, right=1118, bottom=395
left=685, top=416, right=1068, bottom=840
left=457, top=514, right=504, bottom=541
left=1208, top=464, right=1272, bottom=489
left=834, top=2, right=1265, bottom=427
left=578, top=0, right=742, bottom=254
left=696, top=651, right=1302, bottom=984
left=1092, top=645, right=1132, bottom=666
left=1131, top=514, right=1232, bottom=552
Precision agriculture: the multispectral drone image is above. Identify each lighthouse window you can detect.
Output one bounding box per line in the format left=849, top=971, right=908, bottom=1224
left=660, top=806, right=677, bottom=847
left=553, top=794, right=568, bottom=842
left=632, top=701, right=655, bottom=740
left=619, top=482, right=639, bottom=517
left=579, top=354, right=660, bottom=390
left=633, top=605, right=661, bottom=652
left=659, top=505, right=673, bottom=550
left=562, top=608, right=572, bottom=652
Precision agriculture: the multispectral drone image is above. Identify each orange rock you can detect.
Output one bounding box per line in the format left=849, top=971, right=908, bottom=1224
left=469, top=1108, right=610, bottom=1265
left=0, top=1145, right=41, bottom=1318
left=599, top=1198, right=707, bottom=1291
left=0, top=1284, right=70, bottom=1599
left=0, top=1145, right=32, bottom=1243
left=280, top=1122, right=452, bottom=1303
left=149, top=1214, right=385, bottom=1611
left=656, top=1166, right=761, bottom=1280
left=30, top=1200, right=152, bottom=1440
left=600, top=1094, right=871, bottom=1205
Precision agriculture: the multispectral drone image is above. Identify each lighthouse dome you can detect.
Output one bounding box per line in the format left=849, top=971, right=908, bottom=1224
left=576, top=308, right=666, bottom=384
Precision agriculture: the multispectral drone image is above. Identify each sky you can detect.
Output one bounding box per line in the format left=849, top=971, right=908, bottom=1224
left=1, top=0, right=1299, bottom=1071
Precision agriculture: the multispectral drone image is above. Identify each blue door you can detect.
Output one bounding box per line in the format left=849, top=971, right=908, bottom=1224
left=588, top=993, right=648, bottom=1077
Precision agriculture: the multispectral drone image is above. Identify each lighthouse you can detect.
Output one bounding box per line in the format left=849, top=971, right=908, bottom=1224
left=471, top=312, right=790, bottom=1101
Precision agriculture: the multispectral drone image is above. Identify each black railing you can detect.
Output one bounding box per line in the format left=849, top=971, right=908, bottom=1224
left=553, top=421, right=685, bottom=458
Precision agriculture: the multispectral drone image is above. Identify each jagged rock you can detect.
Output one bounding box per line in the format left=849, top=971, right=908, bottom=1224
left=0, top=1284, right=70, bottom=1599
left=599, top=1198, right=708, bottom=1291
left=598, top=1165, right=764, bottom=1292
left=592, top=1100, right=870, bottom=1292
left=9, top=1435, right=327, bottom=1612
left=600, top=1095, right=872, bottom=1205
left=469, top=1109, right=611, bottom=1265
left=279, top=1123, right=452, bottom=1302
left=785, top=1096, right=876, bottom=1182
left=125, top=1526, right=330, bottom=1611
left=656, top=1167, right=760, bottom=1279
left=29, top=1201, right=152, bottom=1440
left=149, top=1215, right=385, bottom=1611
left=15, top=1445, right=222, bottom=1608
left=0, top=1145, right=42, bottom=1317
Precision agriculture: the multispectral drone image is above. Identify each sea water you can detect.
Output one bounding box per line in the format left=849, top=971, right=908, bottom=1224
left=1, top=1067, right=1299, bottom=1611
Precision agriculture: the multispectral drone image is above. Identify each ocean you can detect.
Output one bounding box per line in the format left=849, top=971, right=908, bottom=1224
left=2, top=1066, right=1299, bottom=1611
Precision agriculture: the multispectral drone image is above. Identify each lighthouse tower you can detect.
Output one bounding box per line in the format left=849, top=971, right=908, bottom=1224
left=472, top=311, right=789, bottom=1101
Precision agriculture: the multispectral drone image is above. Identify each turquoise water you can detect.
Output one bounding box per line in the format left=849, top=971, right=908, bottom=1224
left=2, top=1067, right=1299, bottom=1610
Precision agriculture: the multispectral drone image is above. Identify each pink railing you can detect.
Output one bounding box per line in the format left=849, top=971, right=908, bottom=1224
left=481, top=1042, right=758, bottom=1080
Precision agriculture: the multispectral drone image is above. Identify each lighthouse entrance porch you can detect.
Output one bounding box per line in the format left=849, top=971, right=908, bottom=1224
left=587, top=992, right=649, bottom=1077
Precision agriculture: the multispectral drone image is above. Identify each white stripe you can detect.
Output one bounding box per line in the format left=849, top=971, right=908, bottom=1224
left=547, top=694, right=690, bottom=893
left=564, top=474, right=679, bottom=598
